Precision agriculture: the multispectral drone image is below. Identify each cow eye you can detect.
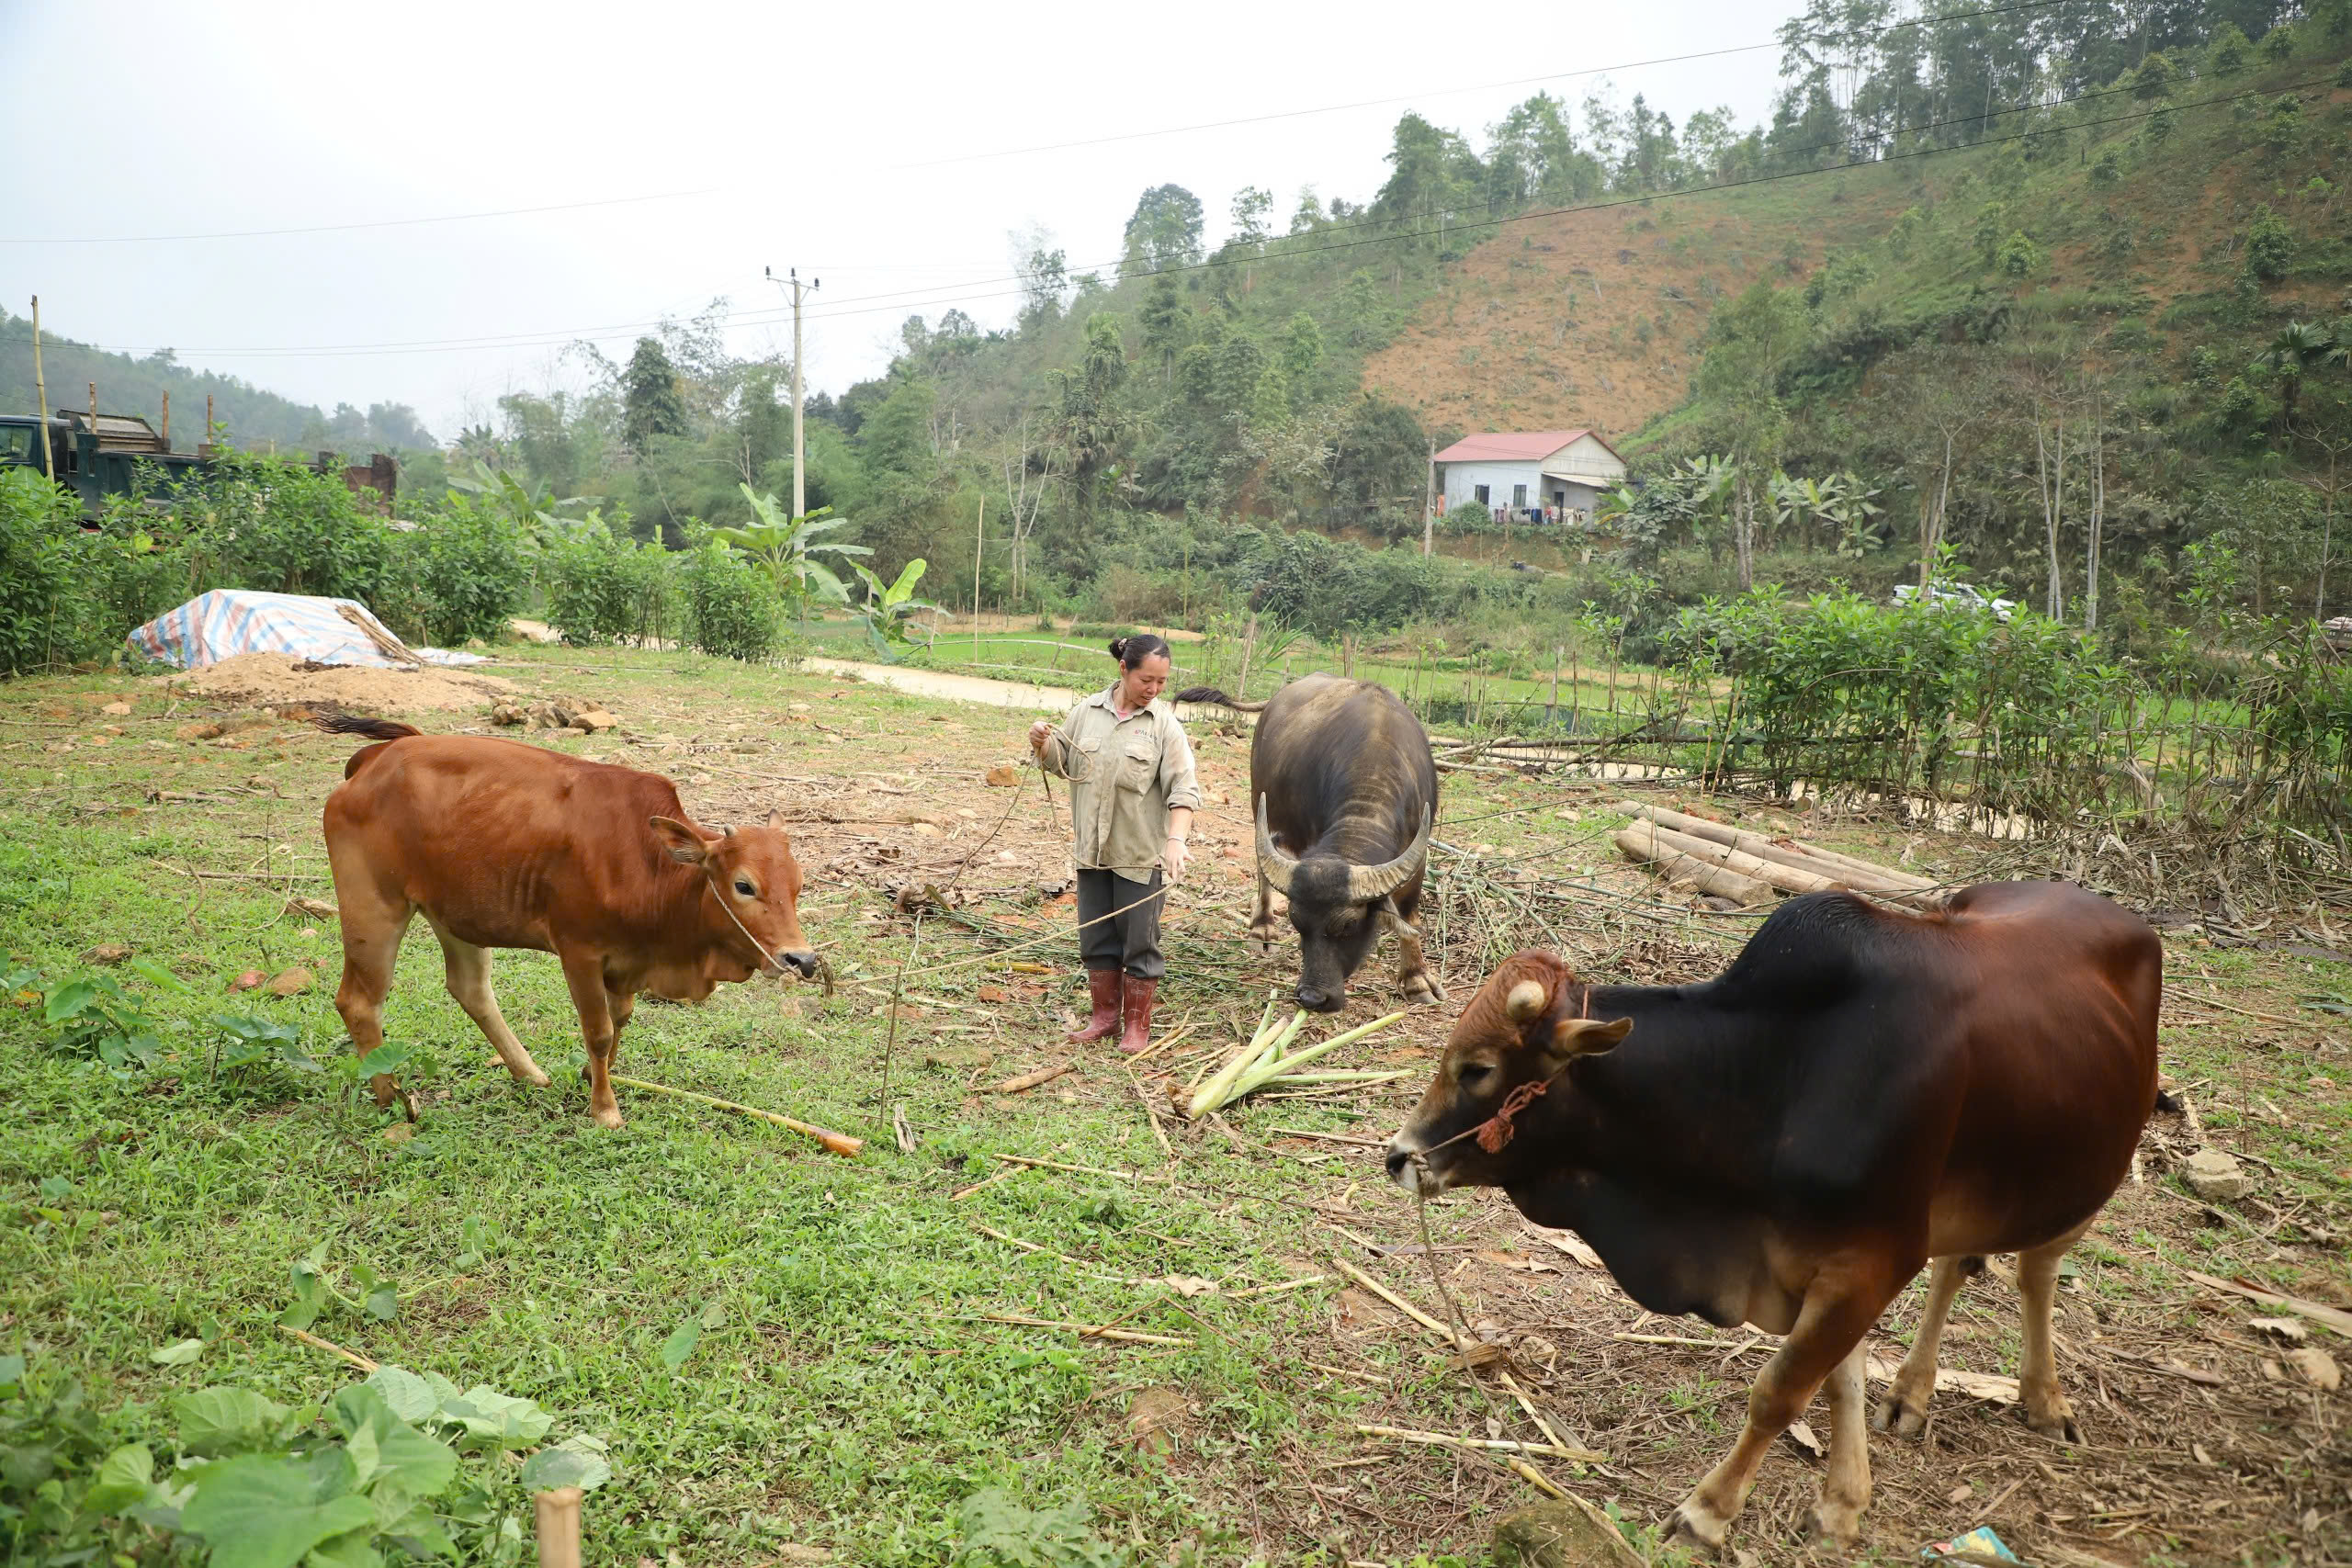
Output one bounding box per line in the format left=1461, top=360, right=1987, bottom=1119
left=1457, top=1061, right=1494, bottom=1090
left=733, top=878, right=757, bottom=897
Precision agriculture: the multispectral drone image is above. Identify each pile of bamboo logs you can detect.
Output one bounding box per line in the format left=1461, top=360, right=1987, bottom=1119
left=1611, top=802, right=1944, bottom=908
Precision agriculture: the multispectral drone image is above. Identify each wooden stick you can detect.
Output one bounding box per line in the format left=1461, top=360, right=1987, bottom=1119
left=533, top=1486, right=584, bottom=1568
left=995, top=1152, right=1170, bottom=1184
left=1353, top=1424, right=1605, bottom=1462
left=2183, top=1268, right=2352, bottom=1337
left=1623, top=819, right=1849, bottom=897
left=277, top=1324, right=379, bottom=1372
left=1126, top=1065, right=1174, bottom=1157
left=1329, top=1254, right=1454, bottom=1341
left=978, top=1313, right=1191, bottom=1346
left=991, top=1058, right=1077, bottom=1094
left=1622, top=802, right=1939, bottom=895
left=1227, top=1274, right=1329, bottom=1299
left=1611, top=829, right=1773, bottom=905
left=949, top=1165, right=1026, bottom=1201
left=607, top=1075, right=862, bottom=1156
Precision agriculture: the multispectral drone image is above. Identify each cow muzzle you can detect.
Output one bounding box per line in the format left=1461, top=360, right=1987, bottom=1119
left=1384, top=1138, right=1425, bottom=1190
left=781, top=950, right=820, bottom=979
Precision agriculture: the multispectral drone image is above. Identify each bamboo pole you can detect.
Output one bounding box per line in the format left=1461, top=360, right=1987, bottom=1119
left=1621, top=803, right=1938, bottom=895
left=1611, top=828, right=1773, bottom=905
left=606, top=1075, right=862, bottom=1156
left=29, top=297, right=52, bottom=480
left=1620, top=820, right=1846, bottom=897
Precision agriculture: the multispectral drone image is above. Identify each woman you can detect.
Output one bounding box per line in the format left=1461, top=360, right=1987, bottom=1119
left=1028, top=634, right=1199, bottom=1055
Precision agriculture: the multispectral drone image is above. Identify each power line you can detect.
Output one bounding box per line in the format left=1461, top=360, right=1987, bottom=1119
left=9, top=64, right=2306, bottom=363
left=4, top=0, right=2084, bottom=249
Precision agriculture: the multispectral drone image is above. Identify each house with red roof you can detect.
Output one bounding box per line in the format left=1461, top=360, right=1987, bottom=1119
left=1432, top=429, right=1626, bottom=524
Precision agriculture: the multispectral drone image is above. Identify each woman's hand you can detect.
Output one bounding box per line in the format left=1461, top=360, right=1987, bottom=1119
left=1162, top=834, right=1189, bottom=884
left=1027, top=719, right=1052, bottom=755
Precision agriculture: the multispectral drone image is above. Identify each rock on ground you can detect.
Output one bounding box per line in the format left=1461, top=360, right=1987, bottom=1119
left=2182, top=1146, right=2256, bottom=1201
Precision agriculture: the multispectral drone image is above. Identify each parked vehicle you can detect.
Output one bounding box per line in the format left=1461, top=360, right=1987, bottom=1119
left=1893, top=581, right=2018, bottom=623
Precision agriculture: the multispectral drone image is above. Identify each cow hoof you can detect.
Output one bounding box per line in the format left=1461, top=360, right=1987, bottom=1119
left=592, top=1108, right=625, bottom=1131
left=2025, top=1404, right=2081, bottom=1444
left=1666, top=1500, right=1731, bottom=1551
left=1399, top=972, right=1444, bottom=1006
left=1804, top=1498, right=1864, bottom=1543
left=521, top=1067, right=552, bottom=1089
left=1872, top=1396, right=1928, bottom=1439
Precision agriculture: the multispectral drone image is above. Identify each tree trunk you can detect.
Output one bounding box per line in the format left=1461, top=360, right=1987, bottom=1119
left=2085, top=386, right=2105, bottom=631
left=1735, top=472, right=1756, bottom=590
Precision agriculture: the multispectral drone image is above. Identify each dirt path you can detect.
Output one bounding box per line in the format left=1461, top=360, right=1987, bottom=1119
left=795, top=657, right=1076, bottom=712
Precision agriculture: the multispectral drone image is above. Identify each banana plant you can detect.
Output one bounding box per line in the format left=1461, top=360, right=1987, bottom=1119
left=714, top=485, right=865, bottom=605
left=848, top=558, right=938, bottom=662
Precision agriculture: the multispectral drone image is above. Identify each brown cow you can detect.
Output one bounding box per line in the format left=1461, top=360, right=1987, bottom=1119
left=317, top=716, right=818, bottom=1128
left=1385, top=883, right=2161, bottom=1548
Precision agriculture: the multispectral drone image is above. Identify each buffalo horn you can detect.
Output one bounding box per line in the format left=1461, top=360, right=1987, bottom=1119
left=1344, top=805, right=1433, bottom=902
left=1254, top=795, right=1299, bottom=894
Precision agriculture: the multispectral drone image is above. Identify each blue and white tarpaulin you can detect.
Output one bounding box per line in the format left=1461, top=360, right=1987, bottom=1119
left=125, top=590, right=486, bottom=671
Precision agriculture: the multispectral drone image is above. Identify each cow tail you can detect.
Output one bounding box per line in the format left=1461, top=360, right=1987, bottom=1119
left=315, top=713, right=424, bottom=779
left=1172, top=686, right=1267, bottom=712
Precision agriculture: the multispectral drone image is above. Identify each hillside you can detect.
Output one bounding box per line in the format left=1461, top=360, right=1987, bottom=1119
left=1364, top=165, right=1916, bottom=434
left=1370, top=56, right=2352, bottom=466
left=0, top=307, right=431, bottom=455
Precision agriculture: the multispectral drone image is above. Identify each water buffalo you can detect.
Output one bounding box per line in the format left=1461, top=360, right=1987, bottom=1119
left=1176, top=674, right=1439, bottom=1011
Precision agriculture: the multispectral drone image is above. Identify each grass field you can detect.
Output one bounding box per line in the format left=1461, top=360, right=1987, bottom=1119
left=5, top=643, right=2349, bottom=1565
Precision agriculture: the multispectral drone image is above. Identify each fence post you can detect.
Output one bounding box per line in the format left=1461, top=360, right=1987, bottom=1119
left=1548, top=645, right=1561, bottom=728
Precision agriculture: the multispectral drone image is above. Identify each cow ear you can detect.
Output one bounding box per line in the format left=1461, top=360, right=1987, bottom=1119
left=764, top=808, right=786, bottom=831
left=1548, top=1015, right=1632, bottom=1060
left=649, top=817, right=708, bottom=865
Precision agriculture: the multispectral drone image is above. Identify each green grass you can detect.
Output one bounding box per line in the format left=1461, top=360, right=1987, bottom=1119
left=4, top=644, right=2347, bottom=1564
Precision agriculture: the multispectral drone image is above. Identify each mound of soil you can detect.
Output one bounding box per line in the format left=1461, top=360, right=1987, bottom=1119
left=168, top=652, right=520, bottom=714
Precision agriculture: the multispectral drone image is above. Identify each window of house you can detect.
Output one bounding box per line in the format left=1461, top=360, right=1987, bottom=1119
left=1512, top=483, right=1528, bottom=507
left=1473, top=483, right=1489, bottom=504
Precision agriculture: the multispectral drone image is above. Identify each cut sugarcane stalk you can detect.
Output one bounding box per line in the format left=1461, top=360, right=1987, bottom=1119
left=1185, top=1010, right=1406, bottom=1118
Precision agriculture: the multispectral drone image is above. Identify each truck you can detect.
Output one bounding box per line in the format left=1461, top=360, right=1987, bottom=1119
left=0, top=406, right=399, bottom=520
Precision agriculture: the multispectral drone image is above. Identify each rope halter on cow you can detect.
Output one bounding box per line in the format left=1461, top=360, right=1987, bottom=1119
left=696, top=824, right=800, bottom=980
left=1424, top=979, right=1593, bottom=1159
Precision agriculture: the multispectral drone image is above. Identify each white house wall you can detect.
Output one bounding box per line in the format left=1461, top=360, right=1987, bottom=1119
left=1440, top=460, right=1546, bottom=512
left=1542, top=434, right=1627, bottom=484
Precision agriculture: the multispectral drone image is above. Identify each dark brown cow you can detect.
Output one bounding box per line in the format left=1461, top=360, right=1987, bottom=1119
left=318, top=716, right=818, bottom=1128
left=1386, top=883, right=2161, bottom=1548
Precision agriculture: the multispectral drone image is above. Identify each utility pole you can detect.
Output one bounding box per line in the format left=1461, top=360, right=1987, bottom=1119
left=764, top=265, right=820, bottom=517
left=1422, top=437, right=1437, bottom=558
left=29, top=296, right=52, bottom=480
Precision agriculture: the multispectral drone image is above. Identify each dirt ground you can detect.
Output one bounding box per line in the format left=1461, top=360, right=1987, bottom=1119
left=6, top=649, right=2348, bottom=1563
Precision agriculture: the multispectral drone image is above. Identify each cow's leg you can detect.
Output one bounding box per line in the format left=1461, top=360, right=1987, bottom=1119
left=1390, top=894, right=1443, bottom=1005
left=1807, top=1338, right=1873, bottom=1541
left=326, top=845, right=412, bottom=1110
left=426, top=919, right=550, bottom=1089
left=1248, top=863, right=1281, bottom=953
left=2017, top=1220, right=2093, bottom=1442
left=1874, top=1253, right=1984, bottom=1438
left=558, top=950, right=624, bottom=1130
left=1668, top=1262, right=1906, bottom=1550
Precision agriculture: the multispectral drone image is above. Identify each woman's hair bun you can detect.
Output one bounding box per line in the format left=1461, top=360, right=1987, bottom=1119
left=1108, top=637, right=1130, bottom=660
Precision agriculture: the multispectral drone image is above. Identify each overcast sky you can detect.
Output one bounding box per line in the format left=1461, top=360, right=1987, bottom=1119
left=6, top=0, right=1804, bottom=440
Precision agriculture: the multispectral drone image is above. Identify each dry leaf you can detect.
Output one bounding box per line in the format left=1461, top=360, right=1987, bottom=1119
left=1783, top=1420, right=1824, bottom=1459
left=1163, top=1275, right=1218, bottom=1298
left=286, top=897, right=339, bottom=921
left=984, top=764, right=1018, bottom=787
left=976, top=987, right=1008, bottom=1004
left=1530, top=1228, right=1605, bottom=1269
left=1947, top=1483, right=1973, bottom=1504
left=383, top=1123, right=416, bottom=1145
left=81, top=943, right=132, bottom=965
left=2288, top=1346, right=2341, bottom=1393
left=266, top=966, right=313, bottom=997
left=101, top=700, right=132, bottom=716
left=1125, top=1386, right=1189, bottom=1452
left=2250, top=1316, right=2311, bottom=1345
left=1476, top=1249, right=1560, bottom=1274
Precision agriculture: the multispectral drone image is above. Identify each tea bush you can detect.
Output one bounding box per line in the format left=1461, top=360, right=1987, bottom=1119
left=404, top=494, right=531, bottom=647
left=544, top=521, right=676, bottom=646
left=682, top=538, right=779, bottom=660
